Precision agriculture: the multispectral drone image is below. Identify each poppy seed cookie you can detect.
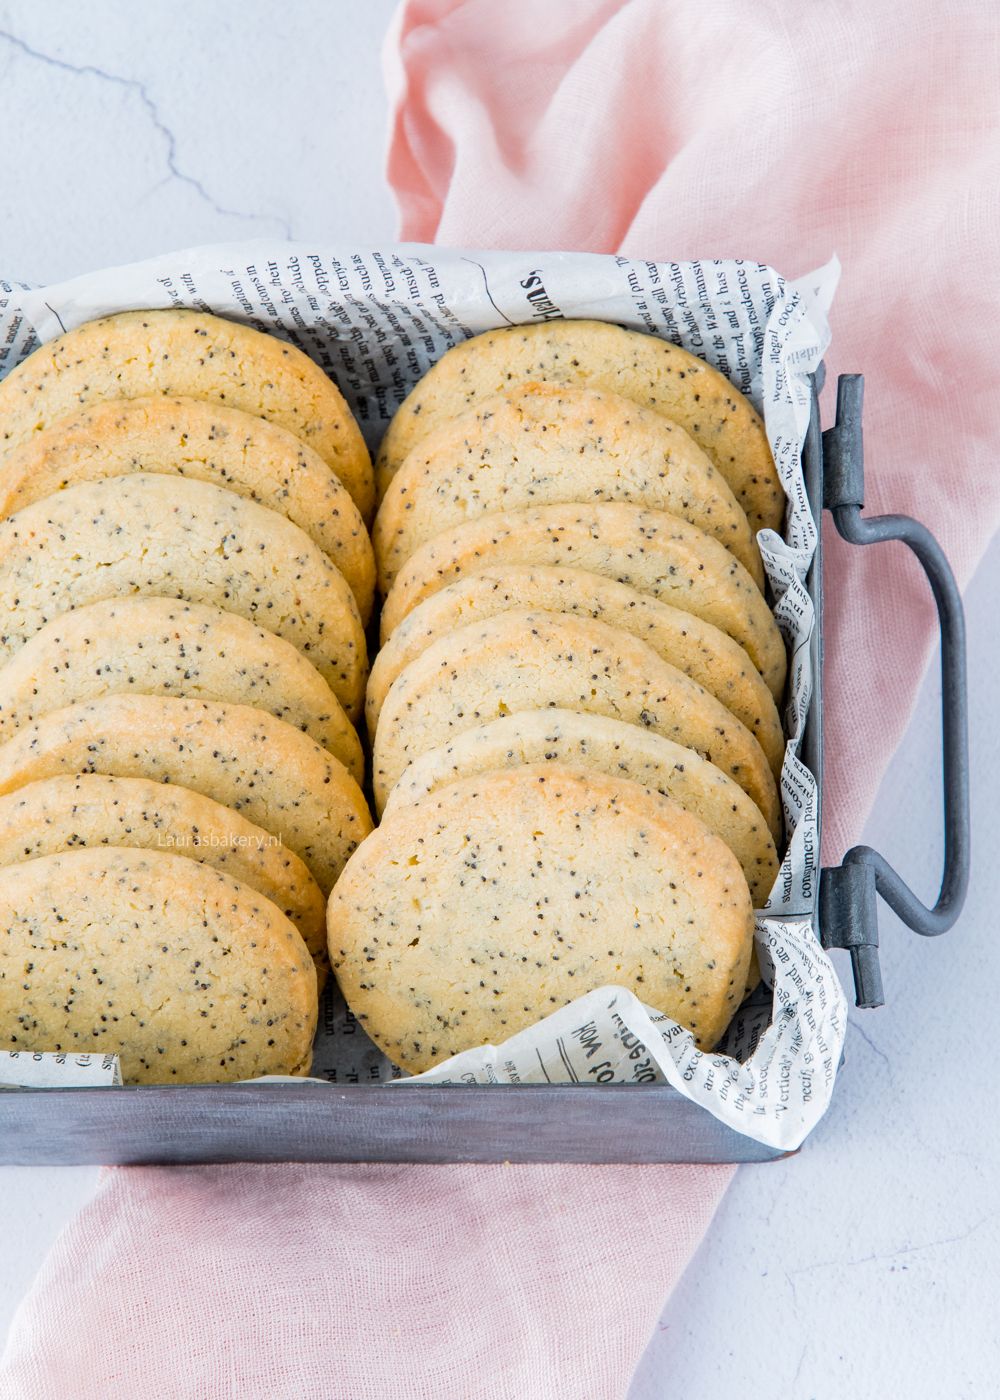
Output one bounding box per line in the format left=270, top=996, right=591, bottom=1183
left=379, top=502, right=786, bottom=700
left=0, top=309, right=374, bottom=519
left=366, top=566, right=784, bottom=778
left=371, top=609, right=780, bottom=837
left=0, top=396, right=375, bottom=620
left=0, top=695, right=373, bottom=895
left=0, top=846, right=318, bottom=1083
left=0, top=773, right=328, bottom=973
left=374, top=382, right=764, bottom=591
left=375, top=319, right=781, bottom=533
left=328, top=764, right=754, bottom=1073
left=382, top=709, right=779, bottom=907
left=0, top=472, right=368, bottom=719
left=0, top=596, right=363, bottom=783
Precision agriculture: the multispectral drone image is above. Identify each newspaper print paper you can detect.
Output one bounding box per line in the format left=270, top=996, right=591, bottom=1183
left=0, top=1052, right=122, bottom=1090
left=0, top=244, right=844, bottom=1148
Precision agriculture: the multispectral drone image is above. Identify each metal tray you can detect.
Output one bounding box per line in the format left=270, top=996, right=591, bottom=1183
left=0, top=371, right=969, bottom=1165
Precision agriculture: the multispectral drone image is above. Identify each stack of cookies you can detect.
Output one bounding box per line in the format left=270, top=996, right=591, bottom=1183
left=0, top=309, right=375, bottom=1083
left=330, top=320, right=788, bottom=1074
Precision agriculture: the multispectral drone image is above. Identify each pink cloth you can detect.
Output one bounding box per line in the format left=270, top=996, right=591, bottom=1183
left=0, top=1163, right=730, bottom=1399
left=4, top=4, right=997, bottom=1397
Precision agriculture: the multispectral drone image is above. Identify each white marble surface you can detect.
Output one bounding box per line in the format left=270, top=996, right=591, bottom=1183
left=0, top=4, right=997, bottom=1396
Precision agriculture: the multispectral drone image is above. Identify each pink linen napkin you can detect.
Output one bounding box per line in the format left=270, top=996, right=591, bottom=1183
left=3, top=4, right=996, bottom=1397
left=0, top=1163, right=730, bottom=1400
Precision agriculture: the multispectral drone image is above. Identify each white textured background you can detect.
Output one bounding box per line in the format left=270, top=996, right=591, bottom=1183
left=0, top=4, right=997, bottom=1397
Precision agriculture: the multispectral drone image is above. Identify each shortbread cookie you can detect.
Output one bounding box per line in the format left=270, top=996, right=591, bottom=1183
left=0, top=695, right=373, bottom=894
left=0, top=473, right=367, bottom=719
left=0, top=309, right=374, bottom=518
left=374, top=382, right=764, bottom=591
left=376, top=320, right=781, bottom=532
left=372, top=610, right=780, bottom=837
left=0, top=596, right=363, bottom=783
left=329, top=764, right=754, bottom=1072
left=366, top=566, right=784, bottom=778
left=0, top=397, right=375, bottom=620
left=379, top=502, right=786, bottom=699
left=0, top=846, right=318, bottom=1083
left=382, top=710, right=779, bottom=907
left=0, top=773, right=328, bottom=972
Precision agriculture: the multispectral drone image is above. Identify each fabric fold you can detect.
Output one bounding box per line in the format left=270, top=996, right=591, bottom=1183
left=0, top=1163, right=732, bottom=1400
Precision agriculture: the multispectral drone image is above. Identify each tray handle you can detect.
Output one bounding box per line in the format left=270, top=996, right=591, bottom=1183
left=818, top=374, right=971, bottom=1008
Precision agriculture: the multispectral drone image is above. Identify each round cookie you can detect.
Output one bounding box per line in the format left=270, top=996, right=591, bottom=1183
left=375, top=319, right=782, bottom=533
left=374, top=382, right=764, bottom=592
left=379, top=502, right=786, bottom=700
left=0, top=473, right=368, bottom=720
left=0, top=695, right=373, bottom=895
left=0, top=773, right=328, bottom=974
left=366, top=566, right=784, bottom=778
left=382, top=709, right=779, bottom=907
left=0, top=309, right=374, bottom=519
left=0, top=396, right=375, bottom=620
left=372, top=610, right=780, bottom=837
left=0, top=846, right=318, bottom=1084
left=0, top=596, right=363, bottom=783
left=328, top=764, right=755, bottom=1073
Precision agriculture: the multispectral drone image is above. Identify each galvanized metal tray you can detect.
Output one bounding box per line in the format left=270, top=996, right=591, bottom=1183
left=0, top=370, right=969, bottom=1165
